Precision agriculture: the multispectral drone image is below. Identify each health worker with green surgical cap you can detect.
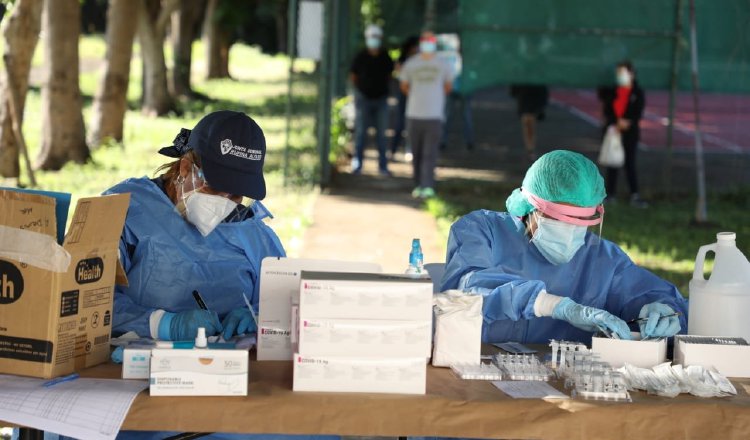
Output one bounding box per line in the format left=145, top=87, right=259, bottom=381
left=441, top=150, right=687, bottom=344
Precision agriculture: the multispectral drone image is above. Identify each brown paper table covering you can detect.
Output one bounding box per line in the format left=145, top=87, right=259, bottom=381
left=65, top=360, right=750, bottom=439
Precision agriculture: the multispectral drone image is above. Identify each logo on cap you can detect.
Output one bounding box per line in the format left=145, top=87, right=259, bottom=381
left=220, top=139, right=234, bottom=155
left=218, top=138, right=262, bottom=161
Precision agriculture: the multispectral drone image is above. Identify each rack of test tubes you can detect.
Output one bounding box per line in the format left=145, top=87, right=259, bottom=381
left=550, top=339, right=631, bottom=402
left=450, top=362, right=504, bottom=380
left=491, top=354, right=554, bottom=381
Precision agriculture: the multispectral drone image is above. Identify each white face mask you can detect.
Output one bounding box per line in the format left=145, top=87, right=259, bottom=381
left=183, top=192, right=238, bottom=237
left=531, top=215, right=588, bottom=265
left=616, top=69, right=633, bottom=87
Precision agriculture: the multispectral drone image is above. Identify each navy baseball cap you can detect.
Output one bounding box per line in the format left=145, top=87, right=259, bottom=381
left=159, top=111, right=267, bottom=200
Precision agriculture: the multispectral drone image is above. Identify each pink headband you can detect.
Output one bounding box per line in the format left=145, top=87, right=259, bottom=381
left=522, top=188, right=604, bottom=226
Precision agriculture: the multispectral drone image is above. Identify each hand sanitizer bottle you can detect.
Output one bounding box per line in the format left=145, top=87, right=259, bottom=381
left=405, top=238, right=424, bottom=276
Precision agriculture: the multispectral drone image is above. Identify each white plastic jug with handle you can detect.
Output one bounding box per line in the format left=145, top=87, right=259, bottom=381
left=689, top=232, right=750, bottom=340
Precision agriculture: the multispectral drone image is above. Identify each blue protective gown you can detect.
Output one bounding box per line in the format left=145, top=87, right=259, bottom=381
left=441, top=210, right=689, bottom=345
left=104, top=177, right=286, bottom=338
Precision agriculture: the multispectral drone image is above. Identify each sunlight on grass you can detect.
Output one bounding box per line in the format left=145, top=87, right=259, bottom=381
left=9, top=35, right=319, bottom=257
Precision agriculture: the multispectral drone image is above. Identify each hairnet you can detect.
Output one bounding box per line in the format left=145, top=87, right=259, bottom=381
left=505, top=150, right=605, bottom=217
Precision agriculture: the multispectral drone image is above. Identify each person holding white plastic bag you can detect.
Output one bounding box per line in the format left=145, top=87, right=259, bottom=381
left=597, top=60, right=647, bottom=208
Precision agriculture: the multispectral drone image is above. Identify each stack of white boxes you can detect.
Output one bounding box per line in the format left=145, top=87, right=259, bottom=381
left=292, top=271, right=433, bottom=394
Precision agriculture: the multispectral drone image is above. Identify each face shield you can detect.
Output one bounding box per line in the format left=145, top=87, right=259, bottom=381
left=176, top=162, right=244, bottom=236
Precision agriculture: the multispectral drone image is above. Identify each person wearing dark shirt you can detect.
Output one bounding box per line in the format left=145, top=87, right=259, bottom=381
left=349, top=24, right=394, bottom=175
left=597, top=60, right=647, bottom=208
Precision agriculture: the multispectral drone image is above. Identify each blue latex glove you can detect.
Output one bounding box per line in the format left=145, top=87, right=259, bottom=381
left=221, top=308, right=257, bottom=340
left=111, top=346, right=124, bottom=364
left=639, top=302, right=681, bottom=338
left=160, top=310, right=222, bottom=341
left=552, top=297, right=632, bottom=340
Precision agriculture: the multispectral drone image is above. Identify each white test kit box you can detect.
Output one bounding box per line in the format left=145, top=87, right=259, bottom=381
left=591, top=333, right=667, bottom=368
left=293, top=353, right=426, bottom=394
left=297, top=271, right=433, bottom=321
left=297, top=318, right=432, bottom=358
left=674, top=335, right=750, bottom=378
left=149, top=348, right=248, bottom=396
left=122, top=348, right=151, bottom=379
left=257, top=258, right=381, bottom=361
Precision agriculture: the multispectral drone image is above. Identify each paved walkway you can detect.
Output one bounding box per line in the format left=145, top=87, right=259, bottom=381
left=300, top=152, right=446, bottom=273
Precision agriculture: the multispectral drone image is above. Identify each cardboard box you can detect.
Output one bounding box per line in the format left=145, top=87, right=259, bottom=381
left=293, top=353, right=426, bottom=394
left=674, top=335, right=750, bottom=378
left=591, top=333, right=667, bottom=368
left=0, top=190, right=129, bottom=378
left=258, top=257, right=381, bottom=361
left=298, top=271, right=433, bottom=321
left=150, top=348, right=249, bottom=396
left=297, top=318, right=431, bottom=358
left=122, top=347, right=151, bottom=379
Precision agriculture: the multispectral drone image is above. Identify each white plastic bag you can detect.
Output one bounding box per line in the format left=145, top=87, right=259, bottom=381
left=432, top=290, right=483, bottom=367
left=598, top=125, right=625, bottom=168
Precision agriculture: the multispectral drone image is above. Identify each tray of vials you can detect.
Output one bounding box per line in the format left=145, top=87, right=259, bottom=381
left=450, top=362, right=504, bottom=380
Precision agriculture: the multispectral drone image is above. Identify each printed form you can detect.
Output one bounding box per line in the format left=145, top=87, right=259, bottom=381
left=0, top=374, right=147, bottom=440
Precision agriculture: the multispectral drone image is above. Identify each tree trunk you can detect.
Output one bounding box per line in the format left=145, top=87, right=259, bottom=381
left=36, top=0, right=89, bottom=170
left=0, top=0, right=43, bottom=178
left=203, top=0, right=231, bottom=79
left=274, top=0, right=287, bottom=54
left=137, top=0, right=175, bottom=116
left=170, top=0, right=205, bottom=98
left=89, top=0, right=139, bottom=148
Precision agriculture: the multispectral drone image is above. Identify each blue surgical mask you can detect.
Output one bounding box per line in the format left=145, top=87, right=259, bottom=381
left=366, top=37, right=381, bottom=49
left=420, top=41, right=436, bottom=54
left=531, top=216, right=587, bottom=265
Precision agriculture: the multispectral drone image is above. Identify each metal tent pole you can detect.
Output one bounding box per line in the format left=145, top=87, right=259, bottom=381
left=283, top=0, right=298, bottom=187
left=689, top=0, right=707, bottom=222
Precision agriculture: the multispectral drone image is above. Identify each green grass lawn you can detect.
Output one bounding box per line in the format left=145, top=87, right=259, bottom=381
left=427, top=179, right=750, bottom=296
left=5, top=35, right=318, bottom=257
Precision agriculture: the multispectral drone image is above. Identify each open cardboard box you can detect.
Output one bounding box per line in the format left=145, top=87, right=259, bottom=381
left=0, top=189, right=129, bottom=378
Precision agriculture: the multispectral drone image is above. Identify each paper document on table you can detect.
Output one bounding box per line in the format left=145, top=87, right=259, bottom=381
left=0, top=374, right=147, bottom=440
left=492, top=380, right=569, bottom=399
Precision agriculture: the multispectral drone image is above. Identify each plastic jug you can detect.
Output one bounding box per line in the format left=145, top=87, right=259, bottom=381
left=688, top=232, right=750, bottom=340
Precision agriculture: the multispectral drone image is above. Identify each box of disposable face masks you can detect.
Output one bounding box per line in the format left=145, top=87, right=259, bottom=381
left=591, top=332, right=667, bottom=368
left=297, top=271, right=433, bottom=321
left=0, top=189, right=130, bottom=379
left=149, top=348, right=248, bottom=396
left=293, top=353, right=426, bottom=394
left=257, top=258, right=382, bottom=361
left=122, top=347, right=151, bottom=379
left=296, top=318, right=432, bottom=358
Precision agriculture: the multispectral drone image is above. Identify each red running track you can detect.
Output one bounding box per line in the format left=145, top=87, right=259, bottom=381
left=551, top=89, right=750, bottom=154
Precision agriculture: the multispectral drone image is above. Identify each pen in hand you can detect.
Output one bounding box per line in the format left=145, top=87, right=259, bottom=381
left=192, top=290, right=208, bottom=310
left=627, top=312, right=682, bottom=324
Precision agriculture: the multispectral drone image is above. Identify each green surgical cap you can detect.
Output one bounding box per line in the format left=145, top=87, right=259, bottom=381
left=505, top=150, right=606, bottom=217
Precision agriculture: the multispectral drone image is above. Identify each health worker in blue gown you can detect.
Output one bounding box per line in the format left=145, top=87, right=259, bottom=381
left=441, top=150, right=688, bottom=344
left=105, top=110, right=285, bottom=343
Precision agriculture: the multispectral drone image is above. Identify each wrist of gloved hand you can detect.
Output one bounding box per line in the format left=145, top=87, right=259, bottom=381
left=638, top=302, right=680, bottom=338
left=159, top=310, right=222, bottom=341
left=221, top=308, right=257, bottom=340
left=533, top=290, right=563, bottom=317
left=552, top=297, right=632, bottom=340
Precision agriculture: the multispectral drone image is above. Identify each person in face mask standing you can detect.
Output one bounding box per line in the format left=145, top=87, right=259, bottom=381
left=598, top=60, right=647, bottom=208
left=441, top=150, right=687, bottom=345
left=103, top=110, right=285, bottom=343
left=400, top=30, right=454, bottom=199
left=349, top=24, right=394, bottom=175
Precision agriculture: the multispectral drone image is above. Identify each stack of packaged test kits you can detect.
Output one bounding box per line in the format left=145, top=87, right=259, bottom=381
left=292, top=271, right=433, bottom=394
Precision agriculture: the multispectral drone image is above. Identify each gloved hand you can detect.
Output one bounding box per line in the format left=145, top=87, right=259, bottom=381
left=161, top=310, right=222, bottom=341
left=221, top=308, right=257, bottom=340
left=639, top=302, right=681, bottom=338
left=552, top=297, right=632, bottom=340
left=111, top=346, right=124, bottom=364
